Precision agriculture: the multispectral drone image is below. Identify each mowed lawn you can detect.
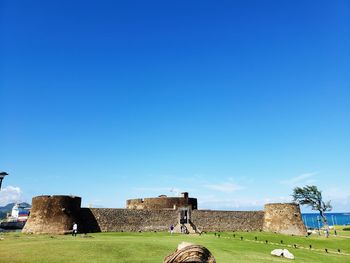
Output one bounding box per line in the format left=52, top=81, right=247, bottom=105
left=1, top=230, right=349, bottom=263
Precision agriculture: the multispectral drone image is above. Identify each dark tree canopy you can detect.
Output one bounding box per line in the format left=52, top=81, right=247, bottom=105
left=292, top=185, right=332, bottom=212
left=292, top=185, right=332, bottom=227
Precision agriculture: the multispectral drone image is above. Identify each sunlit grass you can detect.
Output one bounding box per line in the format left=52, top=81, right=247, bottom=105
left=0, top=230, right=349, bottom=263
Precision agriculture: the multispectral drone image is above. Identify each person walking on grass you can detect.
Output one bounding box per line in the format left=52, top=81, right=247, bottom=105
left=72, top=222, right=78, bottom=237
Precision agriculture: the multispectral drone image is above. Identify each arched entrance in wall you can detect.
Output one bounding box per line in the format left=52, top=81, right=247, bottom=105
left=176, top=207, right=200, bottom=234
left=179, top=207, right=191, bottom=224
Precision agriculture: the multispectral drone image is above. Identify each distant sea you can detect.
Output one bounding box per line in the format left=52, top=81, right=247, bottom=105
left=302, top=212, right=350, bottom=228
left=0, top=228, right=21, bottom=233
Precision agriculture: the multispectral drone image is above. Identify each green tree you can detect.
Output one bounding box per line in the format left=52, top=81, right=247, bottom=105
left=292, top=185, right=332, bottom=229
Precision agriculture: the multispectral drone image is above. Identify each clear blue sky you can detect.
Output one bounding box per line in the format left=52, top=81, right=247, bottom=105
left=1, top=0, right=349, bottom=211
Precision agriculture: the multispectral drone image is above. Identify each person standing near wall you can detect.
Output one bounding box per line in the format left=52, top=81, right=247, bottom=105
left=72, top=222, right=78, bottom=237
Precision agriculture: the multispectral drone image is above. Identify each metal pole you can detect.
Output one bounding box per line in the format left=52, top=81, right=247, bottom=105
left=332, top=215, right=337, bottom=236
left=304, top=216, right=308, bottom=230
left=0, top=172, right=9, bottom=190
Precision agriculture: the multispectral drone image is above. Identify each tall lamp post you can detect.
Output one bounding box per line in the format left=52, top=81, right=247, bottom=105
left=0, top=172, right=8, bottom=190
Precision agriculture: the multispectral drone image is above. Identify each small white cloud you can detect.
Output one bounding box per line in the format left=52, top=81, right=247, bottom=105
left=324, top=187, right=349, bottom=200
left=0, top=186, right=22, bottom=206
left=204, top=182, right=244, bottom=193
left=322, top=187, right=350, bottom=211
left=280, top=172, right=318, bottom=186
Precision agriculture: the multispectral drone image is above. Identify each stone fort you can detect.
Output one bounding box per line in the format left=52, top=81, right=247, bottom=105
left=22, top=192, right=307, bottom=236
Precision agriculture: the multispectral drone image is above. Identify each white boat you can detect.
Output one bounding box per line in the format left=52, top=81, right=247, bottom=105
left=0, top=203, right=30, bottom=230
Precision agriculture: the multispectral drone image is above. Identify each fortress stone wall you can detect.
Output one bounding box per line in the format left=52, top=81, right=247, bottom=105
left=126, top=192, right=198, bottom=210
left=77, top=209, right=264, bottom=233
left=192, top=210, right=264, bottom=232
left=80, top=208, right=177, bottom=232
left=23, top=194, right=307, bottom=236
left=23, top=195, right=81, bottom=234
left=263, top=203, right=307, bottom=236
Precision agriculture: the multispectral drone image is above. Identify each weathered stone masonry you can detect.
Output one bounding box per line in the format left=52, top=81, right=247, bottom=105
left=127, top=192, right=198, bottom=210
left=192, top=210, right=265, bottom=232
left=22, top=195, right=81, bottom=234
left=23, top=194, right=307, bottom=236
left=263, top=203, right=307, bottom=236
left=77, top=209, right=264, bottom=233
left=80, top=208, right=178, bottom=232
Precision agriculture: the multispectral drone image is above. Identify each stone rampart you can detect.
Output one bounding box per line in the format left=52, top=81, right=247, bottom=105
left=263, top=203, right=307, bottom=236
left=192, top=210, right=264, bottom=232
left=22, top=195, right=307, bottom=236
left=22, top=195, right=81, bottom=234
left=126, top=193, right=198, bottom=210
left=80, top=208, right=178, bottom=232
left=79, top=209, right=264, bottom=233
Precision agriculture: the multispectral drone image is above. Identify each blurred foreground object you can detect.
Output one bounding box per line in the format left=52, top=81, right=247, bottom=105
left=0, top=171, right=8, bottom=190
left=164, top=242, right=216, bottom=263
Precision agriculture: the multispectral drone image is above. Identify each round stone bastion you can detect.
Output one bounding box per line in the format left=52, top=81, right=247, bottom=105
left=263, top=203, right=307, bottom=236
left=22, top=195, right=81, bottom=234
left=126, top=192, right=198, bottom=210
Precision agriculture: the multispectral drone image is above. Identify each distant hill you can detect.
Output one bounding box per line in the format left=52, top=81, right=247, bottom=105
left=0, top=202, right=31, bottom=219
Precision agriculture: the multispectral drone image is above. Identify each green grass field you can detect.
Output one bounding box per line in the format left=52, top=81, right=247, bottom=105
left=1, top=230, right=349, bottom=263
